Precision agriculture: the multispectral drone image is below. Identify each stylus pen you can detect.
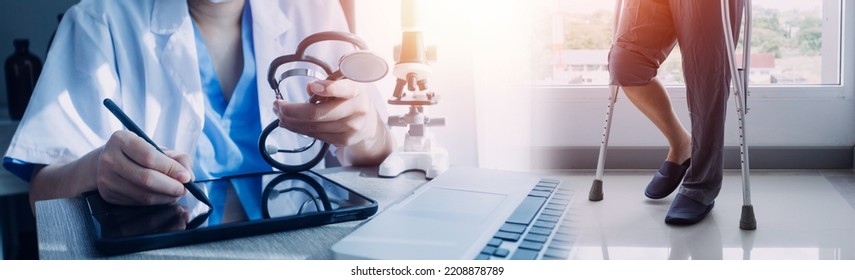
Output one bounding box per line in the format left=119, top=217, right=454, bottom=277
left=102, top=98, right=212, bottom=207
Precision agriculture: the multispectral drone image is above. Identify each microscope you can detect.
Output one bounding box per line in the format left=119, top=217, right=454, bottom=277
left=378, top=0, right=449, bottom=179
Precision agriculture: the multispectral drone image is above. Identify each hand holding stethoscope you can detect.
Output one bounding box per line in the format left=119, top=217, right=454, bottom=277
left=260, top=31, right=389, bottom=172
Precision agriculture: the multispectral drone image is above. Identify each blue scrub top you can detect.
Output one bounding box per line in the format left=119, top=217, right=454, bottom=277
left=193, top=4, right=266, bottom=220
left=192, top=4, right=268, bottom=181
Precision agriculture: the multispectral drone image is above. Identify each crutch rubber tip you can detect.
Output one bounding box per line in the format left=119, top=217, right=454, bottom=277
left=739, top=205, right=757, bottom=230
left=589, top=179, right=604, bottom=201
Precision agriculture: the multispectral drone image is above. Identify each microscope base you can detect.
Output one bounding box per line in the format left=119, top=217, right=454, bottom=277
left=379, top=148, right=449, bottom=179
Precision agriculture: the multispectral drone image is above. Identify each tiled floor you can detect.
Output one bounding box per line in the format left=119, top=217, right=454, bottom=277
left=542, top=169, right=855, bottom=260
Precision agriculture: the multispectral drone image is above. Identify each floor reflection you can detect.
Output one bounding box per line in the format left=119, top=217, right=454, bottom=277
left=668, top=216, right=722, bottom=260
left=555, top=170, right=855, bottom=260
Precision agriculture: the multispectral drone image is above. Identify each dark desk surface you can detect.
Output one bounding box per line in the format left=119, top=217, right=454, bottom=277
left=35, top=167, right=428, bottom=260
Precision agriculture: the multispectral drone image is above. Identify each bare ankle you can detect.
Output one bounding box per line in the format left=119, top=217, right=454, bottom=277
left=666, top=134, right=692, bottom=163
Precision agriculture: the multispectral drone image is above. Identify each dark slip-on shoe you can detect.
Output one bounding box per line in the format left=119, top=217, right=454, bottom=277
left=665, top=194, right=714, bottom=225
left=644, top=159, right=691, bottom=199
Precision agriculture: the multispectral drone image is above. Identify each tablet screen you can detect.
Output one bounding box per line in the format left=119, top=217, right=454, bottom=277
left=84, top=171, right=375, bottom=241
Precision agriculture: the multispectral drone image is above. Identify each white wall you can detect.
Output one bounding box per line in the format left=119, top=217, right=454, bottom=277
left=356, top=0, right=537, bottom=171
left=356, top=0, right=488, bottom=169
left=532, top=90, right=855, bottom=147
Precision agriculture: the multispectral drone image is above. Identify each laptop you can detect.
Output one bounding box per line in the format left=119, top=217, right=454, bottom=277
left=331, top=166, right=580, bottom=260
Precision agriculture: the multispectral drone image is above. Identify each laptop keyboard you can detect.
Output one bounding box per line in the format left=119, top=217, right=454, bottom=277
left=475, top=178, right=579, bottom=260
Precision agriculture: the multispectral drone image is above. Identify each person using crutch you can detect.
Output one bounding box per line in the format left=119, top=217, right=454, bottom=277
left=608, top=0, right=743, bottom=224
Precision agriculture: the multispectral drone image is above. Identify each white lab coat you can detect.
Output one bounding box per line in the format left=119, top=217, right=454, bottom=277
left=5, top=0, right=369, bottom=172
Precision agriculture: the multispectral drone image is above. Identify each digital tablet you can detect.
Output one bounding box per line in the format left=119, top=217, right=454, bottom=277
left=82, top=171, right=378, bottom=255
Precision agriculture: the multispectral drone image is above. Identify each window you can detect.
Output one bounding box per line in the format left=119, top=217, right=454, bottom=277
left=530, top=0, right=842, bottom=86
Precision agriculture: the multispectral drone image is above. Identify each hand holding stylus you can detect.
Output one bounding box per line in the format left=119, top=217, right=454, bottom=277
left=100, top=99, right=210, bottom=206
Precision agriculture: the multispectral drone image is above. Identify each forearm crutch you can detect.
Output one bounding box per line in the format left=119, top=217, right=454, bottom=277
left=588, top=0, right=623, bottom=202
left=722, top=0, right=756, bottom=230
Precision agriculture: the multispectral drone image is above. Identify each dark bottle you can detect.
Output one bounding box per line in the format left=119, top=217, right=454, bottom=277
left=4, top=39, right=43, bottom=120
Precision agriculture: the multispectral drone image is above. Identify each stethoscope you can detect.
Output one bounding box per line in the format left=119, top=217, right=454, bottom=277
left=260, top=31, right=388, bottom=172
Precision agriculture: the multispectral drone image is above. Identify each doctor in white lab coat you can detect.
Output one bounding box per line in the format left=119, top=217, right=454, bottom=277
left=3, top=0, right=394, bottom=208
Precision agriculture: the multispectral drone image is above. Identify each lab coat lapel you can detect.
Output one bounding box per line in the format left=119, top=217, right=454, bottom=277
left=151, top=0, right=199, bottom=93
left=150, top=0, right=205, bottom=153
left=251, top=0, right=293, bottom=125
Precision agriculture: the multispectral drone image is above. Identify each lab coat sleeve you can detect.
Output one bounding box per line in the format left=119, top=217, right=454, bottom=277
left=3, top=4, right=122, bottom=181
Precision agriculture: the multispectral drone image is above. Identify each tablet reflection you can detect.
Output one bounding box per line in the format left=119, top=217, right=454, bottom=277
left=262, top=172, right=335, bottom=219
left=194, top=172, right=364, bottom=227
left=106, top=203, right=192, bottom=237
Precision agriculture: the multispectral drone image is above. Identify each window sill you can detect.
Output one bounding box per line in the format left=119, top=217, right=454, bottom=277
left=529, top=84, right=850, bottom=101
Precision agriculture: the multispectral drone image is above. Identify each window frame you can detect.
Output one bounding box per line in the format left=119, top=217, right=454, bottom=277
left=534, top=0, right=851, bottom=100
